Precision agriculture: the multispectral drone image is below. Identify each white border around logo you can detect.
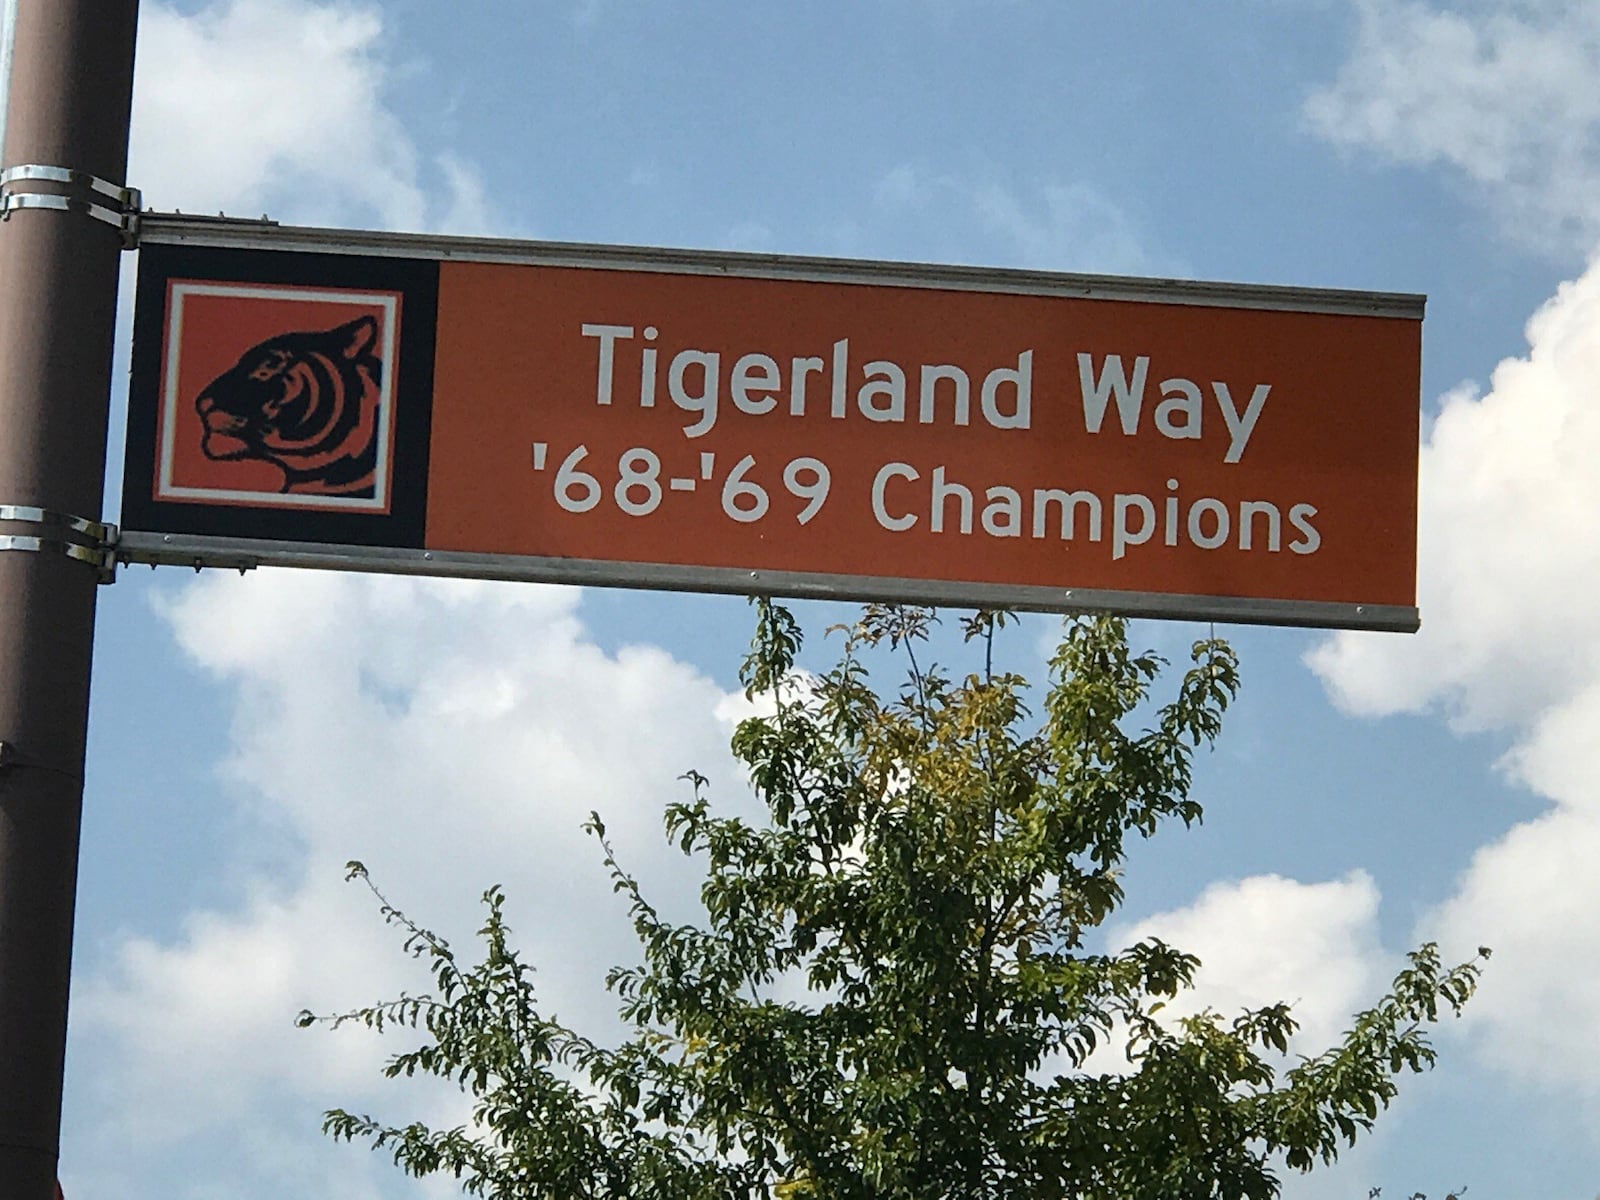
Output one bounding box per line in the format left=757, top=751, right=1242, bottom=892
left=156, top=283, right=400, bottom=511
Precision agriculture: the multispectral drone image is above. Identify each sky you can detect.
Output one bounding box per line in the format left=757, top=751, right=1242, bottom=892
left=11, top=0, right=1600, bottom=1196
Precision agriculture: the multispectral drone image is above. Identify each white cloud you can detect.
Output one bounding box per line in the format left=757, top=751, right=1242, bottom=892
left=869, top=164, right=1169, bottom=276
left=131, top=0, right=491, bottom=233
left=1310, top=251, right=1600, bottom=1095
left=77, top=571, right=746, bottom=1193
left=1106, top=873, right=1403, bottom=1199
left=969, top=180, right=1165, bottom=278
left=1110, top=871, right=1386, bottom=1058
left=1309, top=256, right=1600, bottom=733
left=1430, top=804, right=1600, bottom=1089
left=1307, top=0, right=1600, bottom=249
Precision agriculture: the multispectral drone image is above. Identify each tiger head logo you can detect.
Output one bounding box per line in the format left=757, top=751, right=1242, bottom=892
left=196, top=316, right=384, bottom=497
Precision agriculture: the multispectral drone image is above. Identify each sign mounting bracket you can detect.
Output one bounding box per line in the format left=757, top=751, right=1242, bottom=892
left=0, top=164, right=141, bottom=247
left=0, top=505, right=118, bottom=582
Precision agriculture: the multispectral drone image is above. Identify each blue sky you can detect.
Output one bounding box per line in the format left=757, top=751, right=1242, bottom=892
left=28, top=1, right=1600, bottom=1196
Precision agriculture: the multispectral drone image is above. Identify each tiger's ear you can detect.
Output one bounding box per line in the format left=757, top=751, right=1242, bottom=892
left=332, top=316, right=379, bottom=359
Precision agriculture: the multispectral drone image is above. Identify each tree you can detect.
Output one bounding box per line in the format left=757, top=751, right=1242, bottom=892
left=303, top=602, right=1487, bottom=1199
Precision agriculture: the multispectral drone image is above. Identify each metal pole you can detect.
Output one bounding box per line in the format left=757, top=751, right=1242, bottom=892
left=0, top=0, right=20, bottom=160
left=0, top=2, right=139, bottom=1198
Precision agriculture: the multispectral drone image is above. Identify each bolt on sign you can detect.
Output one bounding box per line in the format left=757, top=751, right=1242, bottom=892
left=118, top=216, right=1423, bottom=631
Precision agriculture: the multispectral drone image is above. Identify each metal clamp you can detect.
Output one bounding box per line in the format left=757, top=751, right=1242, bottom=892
left=0, top=164, right=141, bottom=248
left=0, top=505, right=119, bottom=582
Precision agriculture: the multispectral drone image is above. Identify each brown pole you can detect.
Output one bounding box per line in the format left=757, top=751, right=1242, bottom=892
left=0, top=3, right=139, bottom=1198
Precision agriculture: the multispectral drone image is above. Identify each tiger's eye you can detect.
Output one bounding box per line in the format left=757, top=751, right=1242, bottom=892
left=248, top=350, right=289, bottom=382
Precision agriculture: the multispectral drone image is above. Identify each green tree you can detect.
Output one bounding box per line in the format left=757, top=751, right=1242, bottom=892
left=305, top=603, right=1486, bottom=1199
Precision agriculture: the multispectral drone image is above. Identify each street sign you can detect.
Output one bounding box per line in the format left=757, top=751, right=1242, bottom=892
left=119, top=216, right=1423, bottom=631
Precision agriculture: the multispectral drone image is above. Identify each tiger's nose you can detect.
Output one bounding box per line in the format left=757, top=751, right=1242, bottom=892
left=198, top=399, right=246, bottom=435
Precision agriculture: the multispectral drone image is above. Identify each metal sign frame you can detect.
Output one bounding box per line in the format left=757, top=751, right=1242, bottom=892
left=118, top=214, right=1424, bottom=632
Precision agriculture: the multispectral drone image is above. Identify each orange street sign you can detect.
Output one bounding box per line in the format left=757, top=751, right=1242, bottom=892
left=120, top=218, right=1422, bottom=631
